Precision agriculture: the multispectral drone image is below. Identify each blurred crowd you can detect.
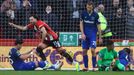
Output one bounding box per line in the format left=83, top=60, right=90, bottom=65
left=0, top=0, right=134, bottom=39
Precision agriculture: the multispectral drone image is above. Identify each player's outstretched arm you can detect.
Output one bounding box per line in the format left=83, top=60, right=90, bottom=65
left=19, top=49, right=35, bottom=60
left=9, top=22, right=28, bottom=31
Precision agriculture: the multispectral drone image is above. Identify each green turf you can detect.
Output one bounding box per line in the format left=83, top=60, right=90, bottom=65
left=0, top=70, right=133, bottom=75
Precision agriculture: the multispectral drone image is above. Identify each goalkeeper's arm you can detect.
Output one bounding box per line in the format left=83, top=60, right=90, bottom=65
left=97, top=57, right=107, bottom=71
left=114, top=58, right=125, bottom=71
left=97, top=57, right=102, bottom=67
left=9, top=22, right=28, bottom=31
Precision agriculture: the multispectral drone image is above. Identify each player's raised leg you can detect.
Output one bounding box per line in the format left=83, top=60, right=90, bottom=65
left=50, top=40, right=80, bottom=71
left=36, top=43, right=48, bottom=61
left=56, top=47, right=80, bottom=71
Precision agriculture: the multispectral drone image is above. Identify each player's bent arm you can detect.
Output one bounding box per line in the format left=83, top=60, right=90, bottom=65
left=19, top=52, right=33, bottom=60
left=114, top=57, right=120, bottom=65
left=22, top=49, right=33, bottom=55
left=40, top=27, right=47, bottom=42
left=80, top=21, right=84, bottom=34
left=9, top=22, right=28, bottom=31
left=114, top=57, right=125, bottom=70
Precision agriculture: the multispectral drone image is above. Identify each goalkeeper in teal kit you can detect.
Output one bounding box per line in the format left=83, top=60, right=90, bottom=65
left=97, top=40, right=125, bottom=71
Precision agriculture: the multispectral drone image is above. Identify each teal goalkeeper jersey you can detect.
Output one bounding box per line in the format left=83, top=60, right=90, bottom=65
left=98, top=48, right=118, bottom=66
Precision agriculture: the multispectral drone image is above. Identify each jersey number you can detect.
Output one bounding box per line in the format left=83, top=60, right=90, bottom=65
left=9, top=55, right=13, bottom=65
left=53, top=41, right=61, bottom=48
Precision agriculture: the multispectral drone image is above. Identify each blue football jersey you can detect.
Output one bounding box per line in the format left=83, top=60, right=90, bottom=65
left=118, top=50, right=130, bottom=66
left=9, top=48, right=24, bottom=69
left=81, top=11, right=100, bottom=37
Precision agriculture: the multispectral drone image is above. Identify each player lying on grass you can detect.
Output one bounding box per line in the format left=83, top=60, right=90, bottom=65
left=117, top=48, right=133, bottom=71
left=9, top=39, right=63, bottom=71
left=97, top=40, right=125, bottom=71
left=8, top=15, right=80, bottom=71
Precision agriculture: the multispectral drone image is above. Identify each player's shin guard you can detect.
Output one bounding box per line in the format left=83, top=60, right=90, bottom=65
left=92, top=56, right=96, bottom=68
left=60, top=51, right=73, bottom=63
left=83, top=55, right=88, bottom=68
left=36, top=47, right=46, bottom=61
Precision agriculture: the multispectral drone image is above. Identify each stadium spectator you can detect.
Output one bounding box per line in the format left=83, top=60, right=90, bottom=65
left=13, top=0, right=21, bottom=10
left=110, top=8, right=125, bottom=39
left=41, top=0, right=58, bottom=14
left=1, top=0, right=16, bottom=20
left=97, top=4, right=113, bottom=46
left=126, top=7, right=134, bottom=39
left=0, top=0, right=17, bottom=38
left=71, top=0, right=84, bottom=19
left=29, top=0, right=38, bottom=13
left=21, top=0, right=31, bottom=24
left=15, top=0, right=35, bottom=39
left=126, top=0, right=134, bottom=16
left=105, top=0, right=123, bottom=22
left=127, top=0, right=134, bottom=8
left=43, top=5, right=59, bottom=32
left=22, top=0, right=31, bottom=9
left=69, top=0, right=85, bottom=32
left=113, top=0, right=120, bottom=10
left=126, top=0, right=133, bottom=13
left=104, top=0, right=122, bottom=37
left=110, top=0, right=120, bottom=18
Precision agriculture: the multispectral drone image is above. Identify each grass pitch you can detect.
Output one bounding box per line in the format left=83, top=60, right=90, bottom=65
left=0, top=70, right=133, bottom=75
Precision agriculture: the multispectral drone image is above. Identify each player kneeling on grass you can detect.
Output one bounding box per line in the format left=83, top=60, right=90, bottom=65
left=9, top=39, right=63, bottom=71
left=97, top=40, right=125, bottom=71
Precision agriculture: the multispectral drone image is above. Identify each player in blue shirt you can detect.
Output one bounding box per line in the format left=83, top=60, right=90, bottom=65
left=118, top=48, right=132, bottom=70
left=80, top=1, right=102, bottom=71
left=9, top=39, right=63, bottom=71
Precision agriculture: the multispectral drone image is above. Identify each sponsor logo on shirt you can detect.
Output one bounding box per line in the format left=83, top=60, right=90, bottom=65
left=84, top=20, right=94, bottom=23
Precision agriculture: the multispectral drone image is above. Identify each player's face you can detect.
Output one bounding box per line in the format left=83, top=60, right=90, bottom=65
left=86, top=4, right=93, bottom=12
left=29, top=17, right=37, bottom=24
left=113, top=0, right=119, bottom=7
left=108, top=44, right=114, bottom=50
left=17, top=44, right=22, bottom=50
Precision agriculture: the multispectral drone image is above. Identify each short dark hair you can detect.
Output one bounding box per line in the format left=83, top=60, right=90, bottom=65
left=87, top=1, right=94, bottom=6
left=106, top=40, right=114, bottom=46
left=29, top=15, right=40, bottom=20
left=15, top=39, right=23, bottom=45
left=124, top=48, right=131, bottom=54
